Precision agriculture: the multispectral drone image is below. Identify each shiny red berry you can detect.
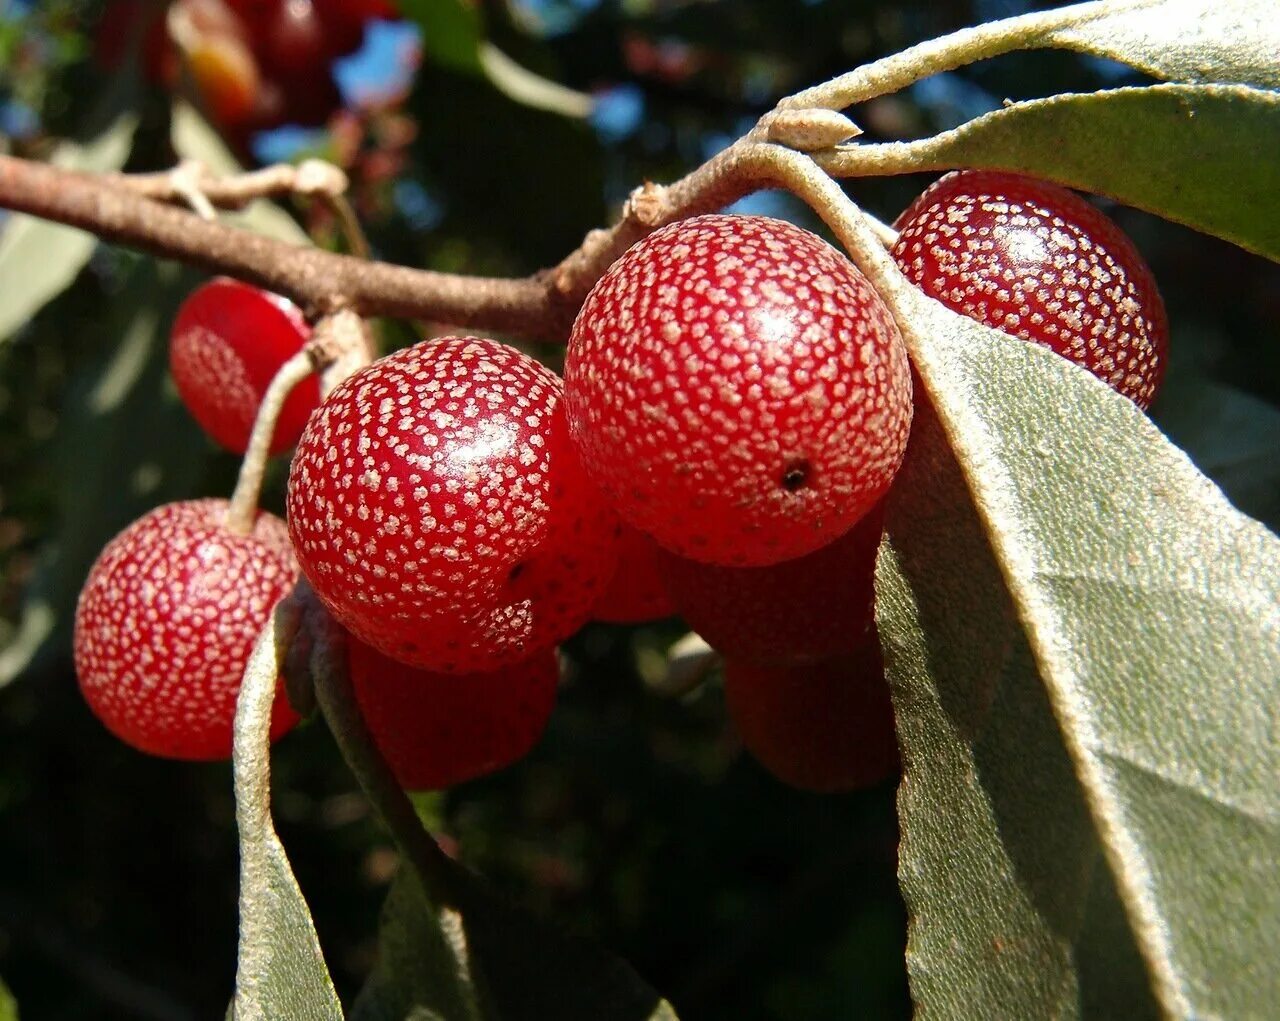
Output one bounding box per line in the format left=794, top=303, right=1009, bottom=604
left=348, top=635, right=559, bottom=790
left=170, top=277, right=319, bottom=455
left=286, top=336, right=620, bottom=674
left=661, top=502, right=884, bottom=666
left=891, top=170, right=1169, bottom=408
left=591, top=524, right=675, bottom=624
left=565, top=214, right=912, bottom=568
left=74, top=499, right=300, bottom=760
left=724, top=636, right=898, bottom=793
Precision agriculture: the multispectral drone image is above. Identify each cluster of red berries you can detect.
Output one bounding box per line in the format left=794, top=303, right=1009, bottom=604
left=97, top=0, right=397, bottom=146
left=72, top=170, right=1167, bottom=794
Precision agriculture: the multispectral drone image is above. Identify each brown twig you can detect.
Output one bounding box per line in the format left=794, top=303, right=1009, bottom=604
left=0, top=154, right=565, bottom=335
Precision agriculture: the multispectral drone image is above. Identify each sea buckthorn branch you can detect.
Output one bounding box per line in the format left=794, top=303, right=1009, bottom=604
left=0, top=154, right=560, bottom=332
left=0, top=25, right=977, bottom=342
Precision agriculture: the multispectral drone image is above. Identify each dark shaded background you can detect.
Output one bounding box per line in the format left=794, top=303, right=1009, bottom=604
left=1, top=1, right=1277, bottom=1018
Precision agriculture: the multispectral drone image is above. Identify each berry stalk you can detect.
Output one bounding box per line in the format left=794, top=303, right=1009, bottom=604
left=225, top=348, right=318, bottom=535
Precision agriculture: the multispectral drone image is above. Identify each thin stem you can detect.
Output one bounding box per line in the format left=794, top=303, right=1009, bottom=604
left=112, top=158, right=349, bottom=211
left=224, top=349, right=317, bottom=536
left=305, top=606, right=469, bottom=908
left=325, top=193, right=372, bottom=261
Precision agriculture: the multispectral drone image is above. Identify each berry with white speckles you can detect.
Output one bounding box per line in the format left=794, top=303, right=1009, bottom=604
left=661, top=501, right=884, bottom=666
left=170, top=277, right=320, bottom=454
left=74, top=499, right=300, bottom=760
left=724, top=634, right=898, bottom=793
left=287, top=336, right=621, bottom=674
left=891, top=170, right=1168, bottom=408
left=564, top=214, right=912, bottom=567
left=348, top=634, right=560, bottom=790
left=591, top=524, right=676, bottom=624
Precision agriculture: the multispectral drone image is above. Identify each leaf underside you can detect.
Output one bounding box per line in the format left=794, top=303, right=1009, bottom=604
left=893, top=84, right=1280, bottom=263
left=1042, top=0, right=1280, bottom=91
left=882, top=278, right=1280, bottom=1018
left=354, top=868, right=680, bottom=1021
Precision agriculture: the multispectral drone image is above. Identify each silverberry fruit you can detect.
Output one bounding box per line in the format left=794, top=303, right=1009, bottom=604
left=661, top=502, right=884, bottom=666
left=565, top=214, right=911, bottom=567
left=287, top=336, right=620, bottom=674
left=348, top=635, right=559, bottom=790
left=74, top=499, right=300, bottom=760
left=724, top=635, right=898, bottom=793
left=891, top=169, right=1168, bottom=408
left=592, top=524, right=675, bottom=624
left=170, top=277, right=319, bottom=454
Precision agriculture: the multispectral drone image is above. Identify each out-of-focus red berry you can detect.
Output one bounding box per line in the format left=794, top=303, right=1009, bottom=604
left=170, top=277, right=319, bottom=455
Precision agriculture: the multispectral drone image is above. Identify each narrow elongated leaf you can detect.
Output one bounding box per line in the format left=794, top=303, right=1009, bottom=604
left=350, top=872, right=487, bottom=1021
left=877, top=398, right=1096, bottom=1017
left=837, top=84, right=1280, bottom=262
left=170, top=102, right=310, bottom=245
left=885, top=274, right=1280, bottom=1018
left=1041, top=0, right=1280, bottom=90
left=0, top=974, right=16, bottom=1021
left=354, top=864, right=680, bottom=1021
left=233, top=607, right=343, bottom=1021
left=454, top=881, right=680, bottom=1021
left=0, top=112, right=138, bottom=342
left=878, top=394, right=1161, bottom=1018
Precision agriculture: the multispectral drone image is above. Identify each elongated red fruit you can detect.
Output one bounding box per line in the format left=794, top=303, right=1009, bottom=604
left=348, top=636, right=559, bottom=790
left=565, top=214, right=911, bottom=567
left=892, top=170, right=1168, bottom=407
left=74, top=499, right=299, bottom=760
left=170, top=277, right=319, bottom=454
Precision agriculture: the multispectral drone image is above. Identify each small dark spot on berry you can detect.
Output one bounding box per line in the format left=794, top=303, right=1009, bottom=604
left=782, top=459, right=811, bottom=492
left=508, top=562, right=526, bottom=582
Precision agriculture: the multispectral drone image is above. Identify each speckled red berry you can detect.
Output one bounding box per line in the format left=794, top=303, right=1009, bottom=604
left=724, top=636, right=898, bottom=793
left=348, top=635, right=559, bottom=790
left=170, top=277, right=319, bottom=454
left=74, top=499, right=300, bottom=760
left=661, top=502, right=884, bottom=666
left=564, top=214, right=911, bottom=567
left=591, top=525, right=676, bottom=624
left=286, top=336, right=620, bottom=674
left=891, top=170, right=1168, bottom=408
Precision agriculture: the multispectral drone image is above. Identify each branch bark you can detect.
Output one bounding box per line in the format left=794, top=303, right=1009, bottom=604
left=0, top=154, right=567, bottom=336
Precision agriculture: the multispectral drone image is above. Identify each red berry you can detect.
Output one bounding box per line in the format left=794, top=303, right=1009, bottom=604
left=564, top=214, right=912, bottom=568
left=891, top=170, right=1168, bottom=408
left=74, top=500, right=300, bottom=761
left=170, top=277, right=319, bottom=455
left=286, top=336, right=620, bottom=673
left=591, top=524, right=675, bottom=624
left=661, top=502, right=884, bottom=666
left=724, top=636, right=898, bottom=793
left=348, top=635, right=559, bottom=790
left=260, top=0, right=329, bottom=78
